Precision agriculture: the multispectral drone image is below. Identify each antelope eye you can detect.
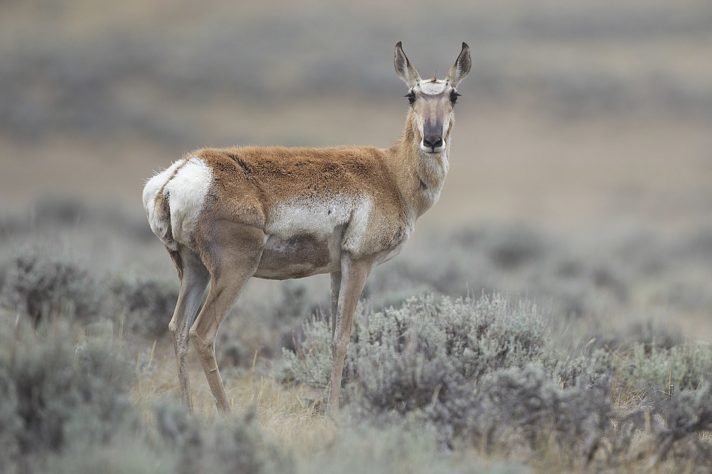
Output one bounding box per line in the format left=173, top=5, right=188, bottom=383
left=405, top=91, right=416, bottom=105
left=450, top=90, right=461, bottom=104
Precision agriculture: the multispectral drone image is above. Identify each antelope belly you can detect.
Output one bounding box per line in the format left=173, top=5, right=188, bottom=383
left=255, top=234, right=340, bottom=279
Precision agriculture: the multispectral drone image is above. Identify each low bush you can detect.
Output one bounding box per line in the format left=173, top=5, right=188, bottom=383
left=652, top=383, right=712, bottom=464
left=0, top=253, right=100, bottom=326
left=348, top=295, right=546, bottom=417
left=282, top=293, right=712, bottom=469
left=278, top=315, right=333, bottom=388
left=0, top=320, right=293, bottom=474
left=281, top=294, right=546, bottom=393
left=298, top=422, right=530, bottom=474
left=0, top=323, right=135, bottom=470
left=461, top=365, right=611, bottom=463
left=155, top=404, right=293, bottom=474
left=110, top=275, right=178, bottom=338
left=0, top=252, right=181, bottom=338
left=618, top=343, right=712, bottom=395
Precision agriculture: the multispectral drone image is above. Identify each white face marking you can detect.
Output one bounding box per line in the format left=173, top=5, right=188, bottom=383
left=142, top=156, right=213, bottom=247
left=417, top=80, right=448, bottom=95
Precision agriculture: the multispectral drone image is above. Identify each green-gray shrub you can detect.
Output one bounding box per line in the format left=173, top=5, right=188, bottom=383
left=279, top=315, right=333, bottom=388
left=298, top=422, right=530, bottom=474
left=0, top=251, right=182, bottom=338
left=349, top=295, right=546, bottom=415
left=281, top=293, right=712, bottom=467
left=110, top=275, right=178, bottom=338
left=155, top=403, right=293, bottom=474
left=0, top=321, right=293, bottom=474
left=282, top=294, right=608, bottom=450
left=653, top=383, right=712, bottom=463
left=618, top=343, right=712, bottom=395
left=0, top=253, right=100, bottom=325
left=48, top=436, right=175, bottom=474
left=0, top=368, right=22, bottom=473
left=0, top=323, right=135, bottom=466
left=460, top=365, right=611, bottom=463
left=281, top=294, right=546, bottom=394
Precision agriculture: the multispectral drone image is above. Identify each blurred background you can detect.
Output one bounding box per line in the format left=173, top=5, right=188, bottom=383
left=1, top=0, right=711, bottom=339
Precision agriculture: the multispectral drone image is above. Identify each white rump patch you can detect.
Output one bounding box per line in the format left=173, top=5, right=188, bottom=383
left=418, top=80, right=448, bottom=95
left=165, top=157, right=213, bottom=244
left=142, top=156, right=213, bottom=248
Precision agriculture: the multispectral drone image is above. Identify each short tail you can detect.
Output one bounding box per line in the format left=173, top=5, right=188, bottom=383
left=143, top=163, right=181, bottom=251
left=154, top=190, right=178, bottom=249
left=142, top=157, right=213, bottom=251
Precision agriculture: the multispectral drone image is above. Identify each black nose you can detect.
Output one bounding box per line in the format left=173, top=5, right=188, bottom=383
left=423, top=135, right=443, bottom=150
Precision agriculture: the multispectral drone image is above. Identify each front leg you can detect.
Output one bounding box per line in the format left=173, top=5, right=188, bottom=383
left=327, top=255, right=373, bottom=415
left=330, top=271, right=341, bottom=341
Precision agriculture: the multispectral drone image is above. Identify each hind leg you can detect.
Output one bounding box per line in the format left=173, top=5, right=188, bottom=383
left=190, top=221, right=265, bottom=413
left=167, top=247, right=209, bottom=411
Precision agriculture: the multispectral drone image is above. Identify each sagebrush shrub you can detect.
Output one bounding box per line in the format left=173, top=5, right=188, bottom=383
left=653, top=383, right=712, bottom=463
left=281, top=294, right=546, bottom=394
left=0, top=367, right=22, bottom=472
left=460, top=365, right=611, bottom=463
left=550, top=346, right=613, bottom=389
left=48, top=436, right=175, bottom=474
left=349, top=295, right=546, bottom=416
left=155, top=403, right=293, bottom=474
left=281, top=293, right=712, bottom=468
left=0, top=324, right=135, bottom=462
left=0, top=322, right=292, bottom=474
left=0, top=253, right=100, bottom=325
left=297, top=421, right=530, bottom=474
left=619, top=343, right=712, bottom=395
left=279, top=315, right=333, bottom=388
left=0, top=252, right=183, bottom=338
left=110, top=275, right=178, bottom=337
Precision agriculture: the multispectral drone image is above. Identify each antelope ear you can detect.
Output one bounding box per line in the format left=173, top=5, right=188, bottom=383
left=394, top=41, right=421, bottom=88
left=447, top=42, right=471, bottom=87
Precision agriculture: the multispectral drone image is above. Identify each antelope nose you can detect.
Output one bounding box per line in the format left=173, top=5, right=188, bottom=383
left=423, top=135, right=443, bottom=151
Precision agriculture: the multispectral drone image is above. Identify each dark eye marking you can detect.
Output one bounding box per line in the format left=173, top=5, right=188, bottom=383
left=450, top=90, right=461, bottom=104
left=405, top=90, right=416, bottom=105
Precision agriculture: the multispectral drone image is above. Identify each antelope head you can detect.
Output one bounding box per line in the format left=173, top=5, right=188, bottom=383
left=394, top=41, right=471, bottom=154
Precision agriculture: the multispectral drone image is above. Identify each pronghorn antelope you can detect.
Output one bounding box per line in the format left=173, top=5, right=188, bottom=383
left=142, top=42, right=471, bottom=414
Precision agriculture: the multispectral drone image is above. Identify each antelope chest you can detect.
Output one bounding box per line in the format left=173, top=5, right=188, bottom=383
left=254, top=193, right=408, bottom=279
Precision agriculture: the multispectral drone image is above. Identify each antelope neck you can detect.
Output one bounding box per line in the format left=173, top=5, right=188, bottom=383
left=386, top=111, right=450, bottom=219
